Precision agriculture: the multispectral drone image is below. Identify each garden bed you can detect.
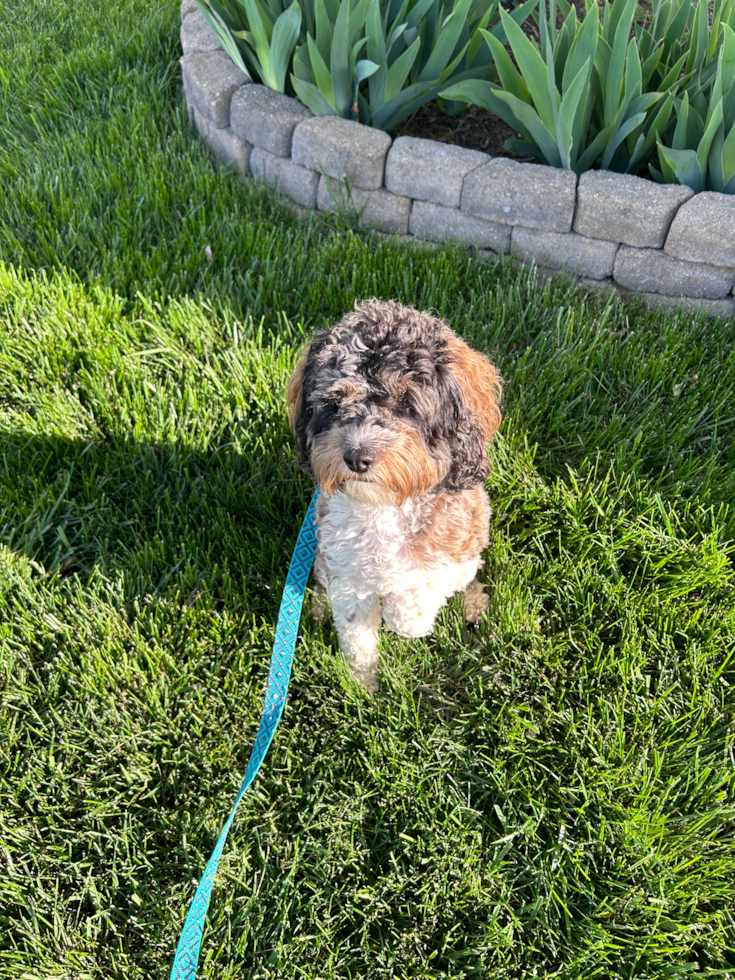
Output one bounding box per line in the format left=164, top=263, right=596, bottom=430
left=180, top=0, right=735, bottom=318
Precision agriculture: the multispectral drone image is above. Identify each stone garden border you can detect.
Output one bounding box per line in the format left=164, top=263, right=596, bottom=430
left=180, top=0, right=735, bottom=319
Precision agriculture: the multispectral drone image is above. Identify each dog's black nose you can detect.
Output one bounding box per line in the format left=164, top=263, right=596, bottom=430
left=344, top=448, right=374, bottom=473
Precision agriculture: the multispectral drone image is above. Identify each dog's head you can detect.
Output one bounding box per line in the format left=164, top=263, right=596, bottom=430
left=287, top=300, right=502, bottom=504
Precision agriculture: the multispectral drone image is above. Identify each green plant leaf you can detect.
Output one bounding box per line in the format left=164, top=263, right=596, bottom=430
left=314, top=0, right=333, bottom=63
left=657, top=143, right=704, bottom=190
left=366, top=0, right=388, bottom=106
left=601, top=110, right=646, bottom=168
left=269, top=1, right=302, bottom=91
left=685, top=0, right=710, bottom=75
left=623, top=37, right=642, bottom=108
left=575, top=122, right=615, bottom=171
left=658, top=52, right=687, bottom=92
left=594, top=36, right=611, bottom=102
left=627, top=90, right=674, bottom=170
left=498, top=5, right=556, bottom=132
left=385, top=37, right=421, bottom=99
left=696, top=99, right=723, bottom=174
left=604, top=0, right=636, bottom=124
left=672, top=91, right=690, bottom=149
left=723, top=119, right=735, bottom=182
left=420, top=0, right=474, bottom=81
left=306, top=32, right=335, bottom=105
left=291, top=74, right=339, bottom=113
left=195, top=1, right=253, bottom=78
left=487, top=0, right=538, bottom=46
left=349, top=0, right=372, bottom=43
left=329, top=0, right=352, bottom=114
left=561, top=1, right=598, bottom=97
left=490, top=87, right=562, bottom=165
left=481, top=28, right=530, bottom=103
left=558, top=57, right=591, bottom=168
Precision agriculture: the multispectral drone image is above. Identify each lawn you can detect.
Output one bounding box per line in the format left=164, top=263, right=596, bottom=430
left=1, top=1, right=735, bottom=977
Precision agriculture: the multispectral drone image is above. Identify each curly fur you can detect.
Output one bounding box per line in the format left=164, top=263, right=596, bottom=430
left=289, top=299, right=502, bottom=691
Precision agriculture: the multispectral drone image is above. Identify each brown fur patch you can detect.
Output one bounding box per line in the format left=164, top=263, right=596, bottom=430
left=409, top=487, right=491, bottom=567
left=286, top=350, right=308, bottom=433
left=311, top=422, right=440, bottom=501
left=464, top=577, right=490, bottom=622
left=442, top=331, right=503, bottom=444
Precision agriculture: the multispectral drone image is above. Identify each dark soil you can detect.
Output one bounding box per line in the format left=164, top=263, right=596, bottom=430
left=391, top=101, right=536, bottom=161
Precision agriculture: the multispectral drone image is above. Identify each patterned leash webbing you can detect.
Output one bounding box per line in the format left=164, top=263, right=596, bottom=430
left=170, top=490, right=319, bottom=980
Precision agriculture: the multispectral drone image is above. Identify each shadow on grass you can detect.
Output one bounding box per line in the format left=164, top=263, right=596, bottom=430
left=3, top=428, right=735, bottom=979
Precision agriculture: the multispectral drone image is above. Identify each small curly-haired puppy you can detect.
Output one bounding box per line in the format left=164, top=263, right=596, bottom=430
left=288, top=299, right=502, bottom=692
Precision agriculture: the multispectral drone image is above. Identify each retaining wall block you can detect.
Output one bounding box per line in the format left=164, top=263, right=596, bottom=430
left=409, top=201, right=510, bottom=252
left=639, top=292, right=735, bottom=320
left=293, top=117, right=392, bottom=190
left=316, top=176, right=410, bottom=234
left=231, top=85, right=312, bottom=158
left=181, top=51, right=248, bottom=128
left=664, top=191, right=735, bottom=268
left=461, top=159, right=577, bottom=232
left=511, top=226, right=618, bottom=279
left=192, top=106, right=251, bottom=175
left=181, top=8, right=222, bottom=55
left=574, top=171, right=693, bottom=249
left=613, top=245, right=735, bottom=299
left=385, top=137, right=489, bottom=209
left=181, top=0, right=198, bottom=19
left=250, top=146, right=319, bottom=209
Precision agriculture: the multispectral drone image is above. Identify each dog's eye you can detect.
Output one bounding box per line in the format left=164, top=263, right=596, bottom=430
left=305, top=405, right=314, bottom=419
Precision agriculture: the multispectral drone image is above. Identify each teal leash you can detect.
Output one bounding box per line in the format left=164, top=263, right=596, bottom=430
left=170, top=490, right=319, bottom=980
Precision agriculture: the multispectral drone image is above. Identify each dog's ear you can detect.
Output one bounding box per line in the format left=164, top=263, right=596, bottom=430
left=287, top=347, right=313, bottom=475
left=441, top=330, right=502, bottom=491
left=443, top=331, right=503, bottom=443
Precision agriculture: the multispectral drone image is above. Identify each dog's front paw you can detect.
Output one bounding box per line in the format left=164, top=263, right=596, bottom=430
left=350, top=666, right=380, bottom=694
left=463, top=577, right=489, bottom=624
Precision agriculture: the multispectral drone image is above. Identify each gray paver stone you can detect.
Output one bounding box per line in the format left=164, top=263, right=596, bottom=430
left=613, top=245, right=735, bottom=298
left=231, top=85, right=312, bottom=157
left=461, top=158, right=577, bottom=232
left=664, top=192, right=735, bottom=268
left=181, top=9, right=222, bottom=54
left=385, top=137, right=489, bottom=209
left=293, top=118, right=392, bottom=190
left=639, top=292, right=735, bottom=320
left=316, top=177, right=410, bottom=234
left=192, top=106, right=251, bottom=175
left=181, top=0, right=198, bottom=19
left=181, top=52, right=248, bottom=128
left=511, top=226, right=618, bottom=279
left=574, top=171, right=693, bottom=248
left=409, top=201, right=510, bottom=252
left=250, top=146, right=319, bottom=209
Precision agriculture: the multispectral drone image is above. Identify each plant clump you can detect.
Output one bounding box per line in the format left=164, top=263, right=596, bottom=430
left=198, top=0, right=735, bottom=192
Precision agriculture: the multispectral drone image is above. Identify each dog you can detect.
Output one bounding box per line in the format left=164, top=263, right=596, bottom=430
left=287, top=299, right=502, bottom=692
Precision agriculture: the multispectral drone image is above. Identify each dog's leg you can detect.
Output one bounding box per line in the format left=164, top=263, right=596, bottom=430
left=329, top=592, right=382, bottom=693
left=382, top=588, right=448, bottom=639
left=463, top=576, right=489, bottom=624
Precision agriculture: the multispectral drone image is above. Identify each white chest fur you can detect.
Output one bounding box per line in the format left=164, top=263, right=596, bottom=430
left=315, top=490, right=479, bottom=602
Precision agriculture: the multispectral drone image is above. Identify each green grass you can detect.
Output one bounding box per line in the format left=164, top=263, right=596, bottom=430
left=1, top=1, right=735, bottom=977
